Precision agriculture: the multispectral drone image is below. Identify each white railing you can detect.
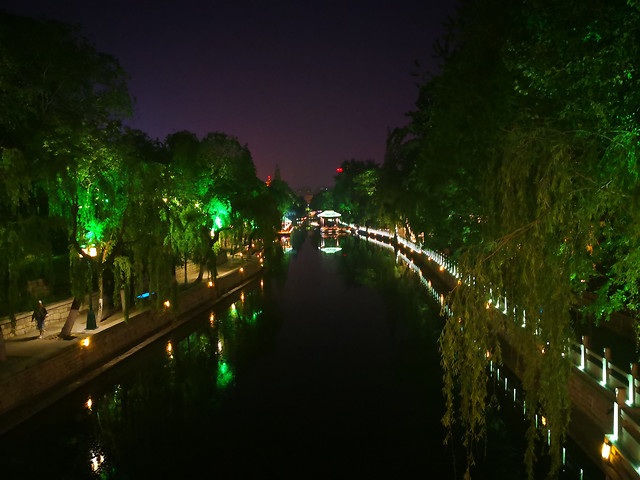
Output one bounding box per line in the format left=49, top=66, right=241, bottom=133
left=347, top=222, right=640, bottom=475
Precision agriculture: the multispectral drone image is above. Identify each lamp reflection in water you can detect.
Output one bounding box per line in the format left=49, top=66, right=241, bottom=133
left=90, top=451, right=105, bottom=472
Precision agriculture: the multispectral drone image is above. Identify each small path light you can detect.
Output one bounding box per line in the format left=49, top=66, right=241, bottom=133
left=81, top=337, right=90, bottom=347
left=601, top=440, right=612, bottom=461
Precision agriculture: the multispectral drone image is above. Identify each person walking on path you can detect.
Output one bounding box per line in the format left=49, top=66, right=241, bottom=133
left=32, top=300, right=48, bottom=339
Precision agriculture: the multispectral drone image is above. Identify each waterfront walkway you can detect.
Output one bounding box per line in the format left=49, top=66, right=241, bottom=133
left=0, top=256, right=254, bottom=433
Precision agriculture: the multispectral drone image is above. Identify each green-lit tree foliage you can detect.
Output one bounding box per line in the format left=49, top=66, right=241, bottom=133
left=0, top=10, right=131, bottom=341
left=332, top=159, right=380, bottom=226
left=390, top=0, right=640, bottom=477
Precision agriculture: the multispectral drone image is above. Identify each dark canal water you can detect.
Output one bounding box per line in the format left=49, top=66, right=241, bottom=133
left=0, top=231, right=603, bottom=479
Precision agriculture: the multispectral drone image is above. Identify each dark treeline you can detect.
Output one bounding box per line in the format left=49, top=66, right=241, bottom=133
left=316, top=0, right=640, bottom=478
left=0, top=10, right=304, bottom=325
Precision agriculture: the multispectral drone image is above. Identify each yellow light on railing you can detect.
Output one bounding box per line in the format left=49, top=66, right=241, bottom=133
left=164, top=300, right=171, bottom=308
left=82, top=337, right=90, bottom=347
left=602, top=441, right=611, bottom=460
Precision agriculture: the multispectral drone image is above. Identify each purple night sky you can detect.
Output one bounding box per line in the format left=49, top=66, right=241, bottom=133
left=3, top=0, right=457, bottom=189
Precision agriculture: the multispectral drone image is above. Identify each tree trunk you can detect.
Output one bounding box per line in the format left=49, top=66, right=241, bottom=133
left=60, top=298, right=81, bottom=338
left=184, top=256, right=188, bottom=284
left=0, top=328, right=6, bottom=362
left=196, top=263, right=205, bottom=283
left=97, top=272, right=104, bottom=323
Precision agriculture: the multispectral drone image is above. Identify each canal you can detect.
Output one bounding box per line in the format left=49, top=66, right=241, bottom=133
left=0, top=230, right=603, bottom=479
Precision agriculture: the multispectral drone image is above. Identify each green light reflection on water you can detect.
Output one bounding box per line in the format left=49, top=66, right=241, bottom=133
left=217, top=361, right=234, bottom=388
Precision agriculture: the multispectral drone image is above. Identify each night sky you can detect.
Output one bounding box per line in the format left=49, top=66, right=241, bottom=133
left=3, top=0, right=457, bottom=189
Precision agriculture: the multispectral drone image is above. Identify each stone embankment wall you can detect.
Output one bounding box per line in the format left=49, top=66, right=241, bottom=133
left=0, top=294, right=101, bottom=338
left=0, top=261, right=261, bottom=421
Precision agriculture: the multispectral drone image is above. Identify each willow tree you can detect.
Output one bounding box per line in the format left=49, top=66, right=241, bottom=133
left=166, top=131, right=235, bottom=282
left=0, top=11, right=130, bottom=344
left=431, top=0, right=640, bottom=478
left=51, top=127, right=135, bottom=331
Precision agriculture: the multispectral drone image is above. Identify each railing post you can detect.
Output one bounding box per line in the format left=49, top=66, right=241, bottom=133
left=632, top=363, right=640, bottom=407
left=582, top=335, right=589, bottom=372
left=614, top=387, right=627, bottom=442
left=603, top=347, right=611, bottom=386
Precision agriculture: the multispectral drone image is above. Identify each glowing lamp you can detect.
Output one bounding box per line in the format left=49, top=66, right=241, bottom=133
left=166, top=341, right=172, bottom=353
left=240, top=267, right=244, bottom=273
left=602, top=441, right=611, bottom=460
left=86, top=397, right=92, bottom=410
left=80, top=246, right=98, bottom=258
left=81, top=337, right=90, bottom=347
left=336, top=167, right=343, bottom=173
left=210, top=313, right=215, bottom=325
left=241, top=293, right=245, bottom=302
left=208, top=280, right=214, bottom=287
left=164, top=300, right=171, bottom=308
left=260, top=280, right=264, bottom=288
left=439, top=265, right=444, bottom=272
left=541, top=416, right=547, bottom=427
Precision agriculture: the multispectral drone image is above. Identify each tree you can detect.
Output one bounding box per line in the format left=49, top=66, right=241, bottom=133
left=332, top=159, right=380, bottom=226
left=0, top=11, right=130, bottom=343
left=420, top=0, right=640, bottom=477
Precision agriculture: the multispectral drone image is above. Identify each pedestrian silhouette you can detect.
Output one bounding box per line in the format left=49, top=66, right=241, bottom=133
left=32, top=300, right=48, bottom=339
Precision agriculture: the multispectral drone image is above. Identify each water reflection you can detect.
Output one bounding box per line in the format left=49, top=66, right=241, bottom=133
left=76, top=284, right=276, bottom=478
left=0, top=232, right=603, bottom=479
left=318, top=234, right=343, bottom=254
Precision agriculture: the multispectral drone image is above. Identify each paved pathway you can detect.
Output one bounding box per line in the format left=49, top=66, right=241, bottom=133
left=0, top=257, right=246, bottom=378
